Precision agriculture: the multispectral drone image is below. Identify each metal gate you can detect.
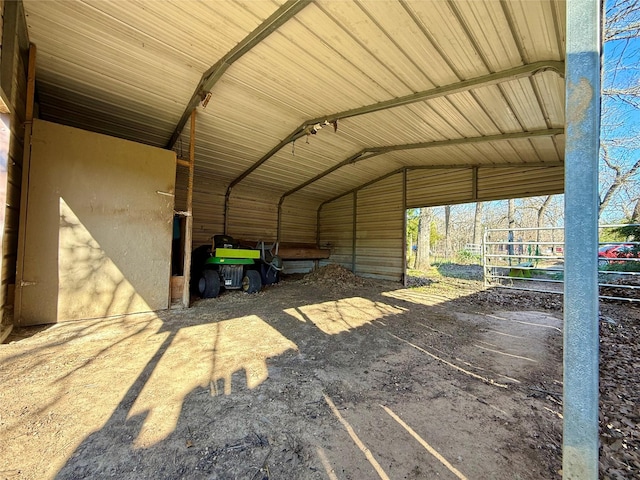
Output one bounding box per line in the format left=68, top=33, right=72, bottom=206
left=483, top=224, right=640, bottom=303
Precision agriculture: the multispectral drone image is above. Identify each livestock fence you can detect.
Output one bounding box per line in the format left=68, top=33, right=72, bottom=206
left=483, top=224, right=640, bottom=303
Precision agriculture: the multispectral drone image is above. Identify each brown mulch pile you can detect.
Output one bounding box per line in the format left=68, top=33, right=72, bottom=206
left=300, top=264, right=368, bottom=287
left=599, top=312, right=640, bottom=478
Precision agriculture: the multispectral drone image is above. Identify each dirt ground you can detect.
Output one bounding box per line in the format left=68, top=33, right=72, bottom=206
left=0, top=264, right=637, bottom=479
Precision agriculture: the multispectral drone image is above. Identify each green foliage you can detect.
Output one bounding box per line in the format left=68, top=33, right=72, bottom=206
left=600, top=261, right=640, bottom=272
left=600, top=224, right=630, bottom=242
left=406, top=208, right=441, bottom=249
left=430, top=221, right=442, bottom=248
left=455, top=249, right=482, bottom=265
left=611, top=224, right=640, bottom=241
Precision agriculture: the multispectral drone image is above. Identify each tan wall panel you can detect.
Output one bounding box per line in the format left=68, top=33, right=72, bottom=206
left=175, top=168, right=226, bottom=247
left=18, top=120, right=176, bottom=325
left=356, top=173, right=403, bottom=281
left=280, top=198, right=317, bottom=244
left=227, top=187, right=278, bottom=242
left=477, top=166, right=564, bottom=200
left=319, top=194, right=353, bottom=269
left=407, top=169, right=473, bottom=208
left=407, top=166, right=564, bottom=208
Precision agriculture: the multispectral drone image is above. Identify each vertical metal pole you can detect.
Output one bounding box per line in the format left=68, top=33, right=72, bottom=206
left=564, top=1, right=600, bottom=478
left=482, top=228, right=488, bottom=288
left=14, top=43, right=37, bottom=324
left=277, top=198, right=283, bottom=244
left=402, top=169, right=408, bottom=287
left=316, top=205, right=322, bottom=246
left=352, top=191, right=357, bottom=273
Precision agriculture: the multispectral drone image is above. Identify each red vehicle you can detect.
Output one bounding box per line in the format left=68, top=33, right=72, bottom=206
left=598, top=244, right=638, bottom=266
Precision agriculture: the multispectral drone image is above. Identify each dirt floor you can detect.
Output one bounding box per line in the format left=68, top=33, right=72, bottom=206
left=0, top=264, right=637, bottom=479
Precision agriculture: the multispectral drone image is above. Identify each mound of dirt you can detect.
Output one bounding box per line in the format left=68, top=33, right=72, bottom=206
left=301, top=264, right=367, bottom=287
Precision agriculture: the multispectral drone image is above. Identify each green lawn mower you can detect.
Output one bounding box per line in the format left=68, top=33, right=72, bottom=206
left=191, top=235, right=282, bottom=299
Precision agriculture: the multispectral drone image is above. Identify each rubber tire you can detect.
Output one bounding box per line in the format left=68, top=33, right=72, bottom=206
left=242, top=270, right=262, bottom=294
left=190, top=245, right=212, bottom=294
left=199, top=269, right=221, bottom=298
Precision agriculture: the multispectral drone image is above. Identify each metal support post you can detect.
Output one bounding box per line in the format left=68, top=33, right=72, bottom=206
left=563, top=1, right=601, bottom=478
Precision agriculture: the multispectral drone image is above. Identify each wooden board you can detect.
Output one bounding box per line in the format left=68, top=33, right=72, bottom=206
left=16, top=120, right=176, bottom=325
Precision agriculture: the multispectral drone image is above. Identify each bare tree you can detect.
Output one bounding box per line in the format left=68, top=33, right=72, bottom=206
left=444, top=205, right=452, bottom=259
left=414, top=207, right=432, bottom=271
left=473, top=202, right=484, bottom=246
left=599, top=0, right=640, bottom=219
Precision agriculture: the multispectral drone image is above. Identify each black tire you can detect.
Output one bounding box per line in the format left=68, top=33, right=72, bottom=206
left=199, top=269, right=221, bottom=298
left=190, top=245, right=212, bottom=294
left=242, top=269, right=262, bottom=294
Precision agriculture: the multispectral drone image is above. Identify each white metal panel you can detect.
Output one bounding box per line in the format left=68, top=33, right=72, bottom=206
left=500, top=78, right=549, bottom=130
left=504, top=0, right=565, bottom=63
left=403, top=0, right=489, bottom=79
left=243, top=134, right=363, bottom=191
left=450, top=0, right=523, bottom=72
left=533, top=71, right=566, bottom=128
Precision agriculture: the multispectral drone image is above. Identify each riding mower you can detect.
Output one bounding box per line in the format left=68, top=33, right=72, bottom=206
left=191, top=235, right=283, bottom=299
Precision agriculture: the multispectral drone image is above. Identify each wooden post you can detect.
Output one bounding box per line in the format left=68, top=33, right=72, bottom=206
left=14, top=43, right=37, bottom=324
left=181, top=110, right=196, bottom=308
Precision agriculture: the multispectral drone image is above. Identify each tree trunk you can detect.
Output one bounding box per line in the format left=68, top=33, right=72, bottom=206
left=536, top=195, right=553, bottom=243
left=414, top=207, right=431, bottom=271
left=507, top=199, right=515, bottom=265
left=444, top=205, right=451, bottom=259
left=632, top=198, right=640, bottom=223
left=473, top=202, right=484, bottom=246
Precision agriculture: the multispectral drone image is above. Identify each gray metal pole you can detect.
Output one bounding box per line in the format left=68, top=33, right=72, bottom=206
left=563, top=1, right=601, bottom=478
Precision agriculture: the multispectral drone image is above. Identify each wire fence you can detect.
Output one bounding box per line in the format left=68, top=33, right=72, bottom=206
left=483, top=224, right=640, bottom=303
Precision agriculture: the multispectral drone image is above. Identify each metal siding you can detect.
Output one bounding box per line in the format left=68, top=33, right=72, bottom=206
left=407, top=169, right=473, bottom=207
left=23, top=0, right=282, bottom=147
left=227, top=186, right=279, bottom=242
left=356, top=174, right=403, bottom=281
left=23, top=0, right=566, bottom=215
left=175, top=168, right=227, bottom=247
left=500, top=78, right=549, bottom=130
left=504, top=0, right=565, bottom=62
left=243, top=135, right=363, bottom=191
left=476, top=166, right=564, bottom=200
left=282, top=260, right=314, bottom=274
left=280, top=198, right=317, bottom=244
left=451, top=0, right=522, bottom=72
left=533, top=71, right=566, bottom=128
left=319, top=195, right=353, bottom=269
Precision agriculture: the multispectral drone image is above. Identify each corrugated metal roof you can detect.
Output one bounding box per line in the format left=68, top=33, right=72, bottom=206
left=24, top=0, right=566, bottom=207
